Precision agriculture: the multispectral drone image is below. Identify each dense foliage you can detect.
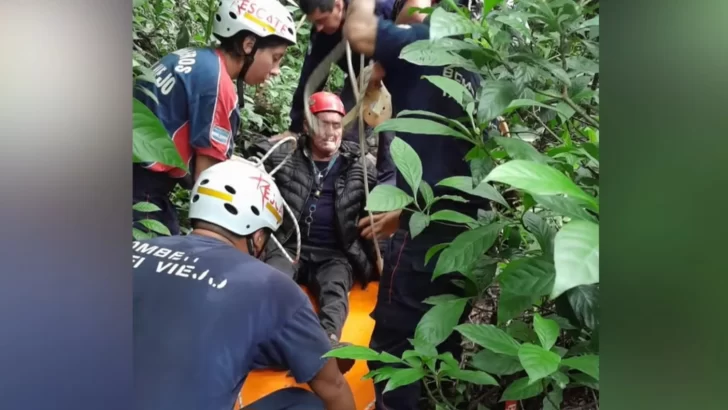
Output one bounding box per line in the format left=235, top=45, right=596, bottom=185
left=132, top=0, right=599, bottom=408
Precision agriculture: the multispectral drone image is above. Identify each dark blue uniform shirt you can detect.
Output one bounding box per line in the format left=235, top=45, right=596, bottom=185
left=133, top=234, right=331, bottom=410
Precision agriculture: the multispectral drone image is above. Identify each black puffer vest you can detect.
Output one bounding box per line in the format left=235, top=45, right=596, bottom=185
left=248, top=136, right=379, bottom=287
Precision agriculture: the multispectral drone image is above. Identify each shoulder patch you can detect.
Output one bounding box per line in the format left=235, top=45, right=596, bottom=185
left=211, top=126, right=231, bottom=145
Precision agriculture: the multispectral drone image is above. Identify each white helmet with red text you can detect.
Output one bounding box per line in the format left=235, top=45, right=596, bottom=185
left=189, top=159, right=284, bottom=236
left=213, top=0, right=297, bottom=45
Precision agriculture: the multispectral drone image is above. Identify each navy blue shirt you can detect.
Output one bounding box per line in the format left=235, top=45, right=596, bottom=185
left=289, top=0, right=396, bottom=133
left=133, top=234, right=332, bottom=410
left=373, top=20, right=487, bottom=218
left=301, top=158, right=344, bottom=248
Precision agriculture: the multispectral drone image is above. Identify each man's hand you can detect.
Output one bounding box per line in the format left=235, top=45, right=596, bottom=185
left=358, top=210, right=401, bottom=240
left=270, top=130, right=297, bottom=143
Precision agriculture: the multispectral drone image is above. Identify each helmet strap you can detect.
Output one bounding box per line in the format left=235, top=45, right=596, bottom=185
left=235, top=41, right=259, bottom=111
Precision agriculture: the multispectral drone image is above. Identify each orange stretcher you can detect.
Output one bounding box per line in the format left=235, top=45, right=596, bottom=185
left=235, top=282, right=380, bottom=410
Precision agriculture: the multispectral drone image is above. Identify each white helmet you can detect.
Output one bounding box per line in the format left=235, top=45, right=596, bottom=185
left=189, top=159, right=284, bottom=237
left=213, top=0, right=297, bottom=45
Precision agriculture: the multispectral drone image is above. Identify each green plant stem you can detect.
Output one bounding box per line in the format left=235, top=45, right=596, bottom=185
left=422, top=377, right=444, bottom=408
left=527, top=109, right=563, bottom=144
left=204, top=0, right=217, bottom=43
left=434, top=376, right=458, bottom=410
left=531, top=89, right=600, bottom=129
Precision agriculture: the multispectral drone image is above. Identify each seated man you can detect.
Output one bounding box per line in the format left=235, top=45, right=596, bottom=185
left=133, top=159, right=355, bottom=410
left=249, top=91, right=378, bottom=373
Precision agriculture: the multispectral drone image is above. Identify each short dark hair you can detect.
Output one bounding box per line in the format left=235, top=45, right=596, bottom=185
left=217, top=30, right=292, bottom=59
left=300, top=0, right=336, bottom=15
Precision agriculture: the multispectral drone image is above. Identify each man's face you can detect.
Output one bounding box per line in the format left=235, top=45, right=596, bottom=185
left=310, top=111, right=343, bottom=156
left=308, top=0, right=345, bottom=34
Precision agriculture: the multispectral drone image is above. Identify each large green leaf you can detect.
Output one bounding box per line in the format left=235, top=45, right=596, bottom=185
left=390, top=137, right=423, bottom=195
left=400, top=40, right=479, bottom=71
left=139, top=219, right=171, bottom=236
left=424, top=243, right=449, bottom=266
left=567, top=284, right=599, bottom=330
left=415, top=298, right=468, bottom=346
left=497, top=291, right=537, bottom=324
left=551, top=221, right=599, bottom=299
left=484, top=160, right=598, bottom=212
left=374, top=118, right=471, bottom=142
left=383, top=368, right=427, bottom=393
left=437, top=176, right=509, bottom=208
left=532, top=194, right=597, bottom=222
left=471, top=348, right=523, bottom=376
left=493, top=136, right=551, bottom=164
left=433, top=222, right=505, bottom=278
left=518, top=343, right=561, bottom=383
left=503, top=98, right=572, bottom=117
left=562, top=354, right=599, bottom=381
left=533, top=313, right=560, bottom=351
left=476, top=80, right=518, bottom=124
left=430, top=210, right=476, bottom=225
left=500, top=377, right=544, bottom=401
left=497, top=257, right=555, bottom=297
left=323, top=345, right=402, bottom=363
left=133, top=99, right=186, bottom=170
left=409, top=212, right=430, bottom=238
left=455, top=324, right=521, bottom=356
left=132, top=201, right=162, bottom=213
left=422, top=75, right=474, bottom=109
left=441, top=368, right=499, bottom=385
left=522, top=211, right=557, bottom=257
left=365, top=185, right=414, bottom=212
left=429, top=7, right=481, bottom=39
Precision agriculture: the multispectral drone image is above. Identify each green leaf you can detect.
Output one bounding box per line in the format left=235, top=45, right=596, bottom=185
left=423, top=294, right=461, bottom=305
left=429, top=7, right=480, bottom=39
left=518, top=343, right=561, bottom=383
left=532, top=194, right=597, bottom=222
left=533, top=313, right=560, bottom=351
left=455, top=324, right=521, bottom=356
left=415, top=297, right=468, bottom=346
left=484, top=160, right=598, bottom=212
left=522, top=211, right=556, bottom=257
left=551, top=221, right=599, bottom=299
left=422, top=75, right=474, bottom=109
left=424, top=243, right=449, bottom=266
left=493, top=136, right=550, bottom=164
left=484, top=0, right=505, bottom=14
left=134, top=84, right=159, bottom=105
left=497, top=291, right=537, bottom=324
left=476, top=80, right=518, bottom=124
left=463, top=256, right=497, bottom=293
left=430, top=210, right=476, bottom=225
left=504, top=99, right=572, bottom=118
left=419, top=180, right=435, bottom=207
left=543, top=387, right=564, bottom=410
left=132, top=227, right=154, bottom=241
left=437, top=176, right=509, bottom=208
left=366, top=185, right=414, bottom=212
left=400, top=40, right=479, bottom=71
left=411, top=337, right=438, bottom=358
left=133, top=99, right=186, bottom=170
left=507, top=320, right=538, bottom=343
left=497, top=257, right=555, bottom=297
left=471, top=348, right=523, bottom=376
left=323, top=345, right=402, bottom=363
left=500, top=377, right=544, bottom=401
left=494, top=13, right=532, bottom=38
left=133, top=0, right=148, bottom=8
left=442, top=368, right=499, bottom=385
left=570, top=372, right=599, bottom=390
left=567, top=284, right=599, bottom=330
left=383, top=368, right=426, bottom=393
left=581, top=142, right=600, bottom=164
left=390, top=137, right=423, bottom=195
left=435, top=194, right=469, bottom=204
left=433, top=222, right=505, bottom=278
left=409, top=212, right=430, bottom=239
left=132, top=201, right=162, bottom=213
left=139, top=219, right=171, bottom=236
left=398, top=109, right=473, bottom=137
left=374, top=118, right=472, bottom=142
left=562, top=354, right=599, bottom=381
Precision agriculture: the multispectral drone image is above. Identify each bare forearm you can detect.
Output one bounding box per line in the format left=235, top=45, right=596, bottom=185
left=395, top=0, right=431, bottom=24
left=343, top=0, right=378, bottom=56
left=308, top=359, right=356, bottom=410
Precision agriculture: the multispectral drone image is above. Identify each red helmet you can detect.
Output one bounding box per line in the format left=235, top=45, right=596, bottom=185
left=308, top=92, right=345, bottom=116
